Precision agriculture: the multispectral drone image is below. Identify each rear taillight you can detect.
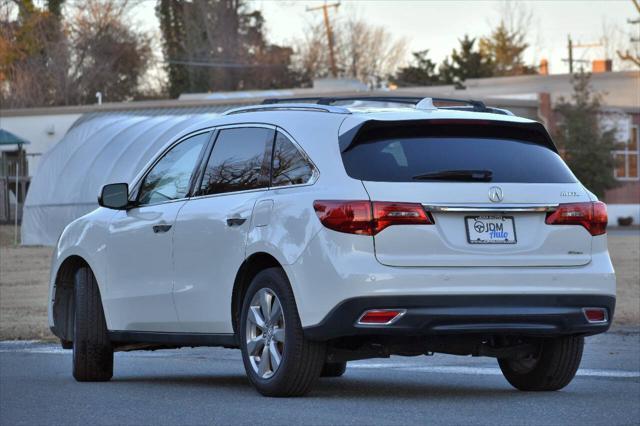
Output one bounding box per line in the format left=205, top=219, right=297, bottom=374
left=313, top=200, right=433, bottom=235
left=545, top=201, right=608, bottom=236
left=373, top=202, right=433, bottom=234
left=312, top=201, right=373, bottom=235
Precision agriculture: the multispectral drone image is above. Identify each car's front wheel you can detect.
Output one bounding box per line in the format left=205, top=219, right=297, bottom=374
left=498, top=335, right=584, bottom=391
left=239, top=268, right=326, bottom=397
left=72, top=266, right=113, bottom=382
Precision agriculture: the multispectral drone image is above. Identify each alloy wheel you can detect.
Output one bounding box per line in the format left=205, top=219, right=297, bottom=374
left=245, top=288, right=286, bottom=379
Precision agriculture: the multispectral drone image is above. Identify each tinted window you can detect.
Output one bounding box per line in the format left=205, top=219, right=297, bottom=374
left=199, top=127, right=272, bottom=195
left=343, top=137, right=577, bottom=183
left=271, top=132, right=314, bottom=186
left=138, top=132, right=209, bottom=205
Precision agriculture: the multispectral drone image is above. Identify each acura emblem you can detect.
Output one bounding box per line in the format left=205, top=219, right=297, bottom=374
left=488, top=186, right=504, bottom=203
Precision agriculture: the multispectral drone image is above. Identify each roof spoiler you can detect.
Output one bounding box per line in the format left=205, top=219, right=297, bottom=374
left=338, top=119, right=559, bottom=154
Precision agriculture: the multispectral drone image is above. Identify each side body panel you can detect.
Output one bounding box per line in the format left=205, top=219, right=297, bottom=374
left=245, top=179, right=371, bottom=322
left=103, top=201, right=186, bottom=331
left=48, top=208, right=116, bottom=330
left=242, top=115, right=373, bottom=329
left=172, top=191, right=264, bottom=333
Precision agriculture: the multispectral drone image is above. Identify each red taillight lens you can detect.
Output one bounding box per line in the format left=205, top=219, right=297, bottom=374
left=358, top=309, right=405, bottom=324
left=313, top=200, right=373, bottom=235
left=545, top=201, right=608, bottom=236
left=313, top=201, right=433, bottom=235
left=373, top=202, right=433, bottom=234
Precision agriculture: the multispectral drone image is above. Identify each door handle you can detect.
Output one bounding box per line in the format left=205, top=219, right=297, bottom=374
left=152, top=224, right=172, bottom=233
left=226, top=217, right=247, bottom=227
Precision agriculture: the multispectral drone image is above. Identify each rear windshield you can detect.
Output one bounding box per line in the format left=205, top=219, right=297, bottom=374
left=342, top=137, right=577, bottom=183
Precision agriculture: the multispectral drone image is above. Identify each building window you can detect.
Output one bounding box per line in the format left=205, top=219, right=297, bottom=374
left=614, top=125, right=639, bottom=181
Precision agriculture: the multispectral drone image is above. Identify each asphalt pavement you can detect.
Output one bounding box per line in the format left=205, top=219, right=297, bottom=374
left=1, top=329, right=639, bottom=426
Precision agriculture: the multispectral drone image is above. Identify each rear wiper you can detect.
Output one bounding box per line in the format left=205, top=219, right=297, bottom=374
left=412, top=169, right=493, bottom=182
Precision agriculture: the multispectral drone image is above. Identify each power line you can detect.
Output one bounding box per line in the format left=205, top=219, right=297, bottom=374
left=166, top=60, right=285, bottom=69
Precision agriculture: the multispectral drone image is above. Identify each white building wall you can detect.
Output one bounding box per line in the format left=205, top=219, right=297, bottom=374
left=0, top=113, right=81, bottom=176
left=607, top=204, right=640, bottom=226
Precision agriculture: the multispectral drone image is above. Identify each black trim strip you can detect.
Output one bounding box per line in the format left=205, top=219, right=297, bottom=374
left=108, top=331, right=238, bottom=348
left=190, top=129, right=219, bottom=197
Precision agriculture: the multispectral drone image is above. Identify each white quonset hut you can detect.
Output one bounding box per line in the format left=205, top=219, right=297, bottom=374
left=22, top=112, right=221, bottom=245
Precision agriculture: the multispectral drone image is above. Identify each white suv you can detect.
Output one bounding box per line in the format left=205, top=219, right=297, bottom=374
left=48, top=97, right=616, bottom=396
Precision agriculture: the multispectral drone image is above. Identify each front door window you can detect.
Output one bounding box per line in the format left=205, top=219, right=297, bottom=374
left=138, top=132, right=210, bottom=205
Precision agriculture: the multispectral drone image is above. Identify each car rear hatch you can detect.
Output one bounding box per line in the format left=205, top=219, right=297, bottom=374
left=340, top=118, right=601, bottom=267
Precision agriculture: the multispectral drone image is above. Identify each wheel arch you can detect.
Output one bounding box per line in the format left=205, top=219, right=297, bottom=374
left=231, top=252, right=285, bottom=335
left=51, top=255, right=91, bottom=342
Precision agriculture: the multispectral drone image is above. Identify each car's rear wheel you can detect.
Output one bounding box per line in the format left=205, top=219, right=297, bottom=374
left=321, top=361, right=347, bottom=377
left=72, top=266, right=113, bottom=382
left=239, top=267, right=325, bottom=397
left=498, top=336, right=583, bottom=391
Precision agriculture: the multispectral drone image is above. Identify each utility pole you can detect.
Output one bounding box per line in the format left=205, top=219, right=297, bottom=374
left=567, top=35, right=574, bottom=74
left=307, top=2, right=340, bottom=78
left=563, top=35, right=601, bottom=74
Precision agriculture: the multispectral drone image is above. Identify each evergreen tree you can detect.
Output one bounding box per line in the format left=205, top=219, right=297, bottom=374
left=554, top=71, right=618, bottom=198
left=157, top=0, right=188, bottom=98
left=390, top=50, right=439, bottom=87
left=479, top=21, right=535, bottom=76
left=156, top=0, right=304, bottom=97
left=439, top=35, right=494, bottom=85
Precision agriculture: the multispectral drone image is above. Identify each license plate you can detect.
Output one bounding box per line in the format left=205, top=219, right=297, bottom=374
left=465, top=216, right=517, bottom=244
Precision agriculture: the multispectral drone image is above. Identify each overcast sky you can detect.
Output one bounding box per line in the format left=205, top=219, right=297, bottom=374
left=136, top=0, right=637, bottom=76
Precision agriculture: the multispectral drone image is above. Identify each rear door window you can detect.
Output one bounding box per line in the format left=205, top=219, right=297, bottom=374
left=271, top=131, right=314, bottom=187
left=199, top=127, right=273, bottom=195
left=342, top=135, right=576, bottom=183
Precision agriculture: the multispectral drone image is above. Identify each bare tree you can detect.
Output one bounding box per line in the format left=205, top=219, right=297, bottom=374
left=0, top=0, right=151, bottom=108
left=295, top=21, right=330, bottom=81
left=614, top=0, right=640, bottom=68
left=66, top=0, right=152, bottom=103
left=295, top=15, right=407, bottom=86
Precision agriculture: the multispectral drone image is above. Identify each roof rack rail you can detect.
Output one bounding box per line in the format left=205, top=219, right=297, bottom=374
left=261, top=96, right=512, bottom=115
left=223, top=103, right=351, bottom=115
left=262, top=96, right=425, bottom=106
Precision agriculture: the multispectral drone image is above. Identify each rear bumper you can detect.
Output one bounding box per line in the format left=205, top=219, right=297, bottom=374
left=285, top=230, right=616, bottom=328
left=303, top=294, right=615, bottom=341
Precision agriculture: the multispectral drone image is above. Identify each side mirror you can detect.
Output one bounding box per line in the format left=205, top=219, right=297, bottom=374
left=98, top=183, right=130, bottom=210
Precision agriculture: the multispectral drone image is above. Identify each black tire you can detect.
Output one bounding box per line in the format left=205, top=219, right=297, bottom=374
left=72, top=266, right=113, bottom=382
left=239, top=267, right=326, bottom=397
left=321, top=361, right=347, bottom=378
left=498, top=336, right=584, bottom=391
